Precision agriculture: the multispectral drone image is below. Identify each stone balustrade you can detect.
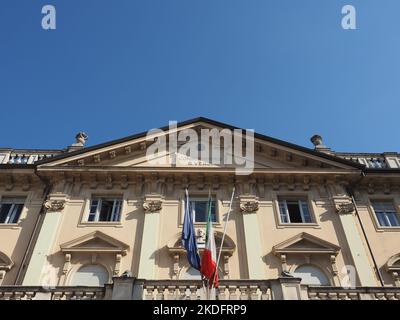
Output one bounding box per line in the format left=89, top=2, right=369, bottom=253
left=2, top=281, right=400, bottom=300
left=142, top=280, right=272, bottom=300
left=0, top=150, right=60, bottom=164
left=307, top=286, right=400, bottom=300
left=0, top=286, right=105, bottom=300
left=338, top=153, right=400, bottom=169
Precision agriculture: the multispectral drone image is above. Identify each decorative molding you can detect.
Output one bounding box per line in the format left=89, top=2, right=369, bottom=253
left=330, top=255, right=338, bottom=276
left=223, top=254, right=230, bottom=278
left=173, top=254, right=180, bottom=279
left=240, top=201, right=259, bottom=213
left=143, top=200, right=163, bottom=213
left=109, top=150, right=116, bottom=159
left=93, top=154, right=101, bottom=163
left=239, top=195, right=259, bottom=213
left=272, top=232, right=340, bottom=256
left=280, top=254, right=288, bottom=272
left=60, top=231, right=129, bottom=255
left=335, top=201, right=355, bottom=215
left=62, top=254, right=71, bottom=275
left=386, top=254, right=400, bottom=287
left=44, top=200, right=66, bottom=212
left=114, top=254, right=122, bottom=276
left=0, top=252, right=14, bottom=271
left=196, top=228, right=206, bottom=244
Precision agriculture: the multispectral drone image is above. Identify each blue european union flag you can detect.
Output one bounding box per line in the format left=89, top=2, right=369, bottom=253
left=181, top=190, right=201, bottom=271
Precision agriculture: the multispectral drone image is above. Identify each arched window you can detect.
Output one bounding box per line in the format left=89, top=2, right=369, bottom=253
left=293, top=265, right=330, bottom=286
left=71, top=264, right=109, bottom=286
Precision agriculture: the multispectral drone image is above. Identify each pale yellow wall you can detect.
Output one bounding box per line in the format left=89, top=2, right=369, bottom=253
left=1, top=177, right=399, bottom=287
left=355, top=190, right=400, bottom=286
left=156, top=188, right=245, bottom=280
left=43, top=186, right=143, bottom=285
left=252, top=187, right=356, bottom=284
left=0, top=186, right=45, bottom=285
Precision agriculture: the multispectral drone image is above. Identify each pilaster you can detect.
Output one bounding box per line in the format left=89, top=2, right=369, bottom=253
left=332, top=195, right=378, bottom=286
left=137, top=194, right=163, bottom=279
left=23, top=195, right=66, bottom=285
left=239, top=195, right=266, bottom=279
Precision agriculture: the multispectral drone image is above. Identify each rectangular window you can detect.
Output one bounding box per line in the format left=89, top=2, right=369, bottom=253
left=278, top=198, right=312, bottom=224
left=190, top=197, right=217, bottom=223
left=371, top=201, right=400, bottom=227
left=88, top=198, right=122, bottom=222
left=0, top=197, right=25, bottom=224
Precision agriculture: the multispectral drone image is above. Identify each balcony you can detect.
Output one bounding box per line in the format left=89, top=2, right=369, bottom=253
left=142, top=280, right=272, bottom=300
left=0, top=286, right=105, bottom=300
left=1, top=279, right=400, bottom=300
left=0, top=150, right=62, bottom=165
left=307, top=286, right=400, bottom=300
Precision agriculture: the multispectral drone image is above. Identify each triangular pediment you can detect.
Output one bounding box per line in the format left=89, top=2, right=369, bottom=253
left=37, top=117, right=361, bottom=171
left=273, top=232, right=340, bottom=255
left=60, top=231, right=129, bottom=255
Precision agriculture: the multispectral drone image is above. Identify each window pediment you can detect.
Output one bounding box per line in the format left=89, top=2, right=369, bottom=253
left=272, top=232, right=340, bottom=255
left=60, top=231, right=129, bottom=255
left=386, top=254, right=400, bottom=271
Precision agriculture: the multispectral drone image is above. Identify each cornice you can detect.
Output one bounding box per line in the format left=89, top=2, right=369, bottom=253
left=36, top=166, right=361, bottom=175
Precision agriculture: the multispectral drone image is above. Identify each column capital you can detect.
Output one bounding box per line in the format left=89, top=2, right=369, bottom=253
left=332, top=196, right=355, bottom=215
left=142, top=194, right=164, bottom=213
left=44, top=198, right=66, bottom=212
left=239, top=195, right=259, bottom=213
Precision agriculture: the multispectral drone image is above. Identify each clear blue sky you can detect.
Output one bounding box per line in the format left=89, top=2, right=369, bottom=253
left=0, top=1, right=399, bottom=152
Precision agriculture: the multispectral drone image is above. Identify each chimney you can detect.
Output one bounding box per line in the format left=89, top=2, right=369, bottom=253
left=67, top=132, right=88, bottom=152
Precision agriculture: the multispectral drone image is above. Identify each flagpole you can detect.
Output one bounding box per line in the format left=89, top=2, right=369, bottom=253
left=206, top=188, right=211, bottom=300
left=212, top=186, right=235, bottom=288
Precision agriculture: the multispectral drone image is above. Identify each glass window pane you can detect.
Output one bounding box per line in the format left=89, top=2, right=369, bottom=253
left=88, top=200, right=99, bottom=221
left=386, top=212, right=400, bottom=227
left=192, top=199, right=216, bottom=222
left=112, top=200, right=122, bottom=221
left=376, top=212, right=389, bottom=227
left=9, top=204, right=23, bottom=223
left=90, top=200, right=99, bottom=213
left=279, top=201, right=289, bottom=223
left=300, top=201, right=312, bottom=223
left=0, top=204, right=12, bottom=223
left=372, top=201, right=398, bottom=227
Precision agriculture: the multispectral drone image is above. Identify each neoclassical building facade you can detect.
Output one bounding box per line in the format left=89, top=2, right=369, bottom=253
left=0, top=117, right=399, bottom=300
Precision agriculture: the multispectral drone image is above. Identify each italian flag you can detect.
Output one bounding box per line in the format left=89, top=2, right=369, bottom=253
left=200, top=197, right=219, bottom=288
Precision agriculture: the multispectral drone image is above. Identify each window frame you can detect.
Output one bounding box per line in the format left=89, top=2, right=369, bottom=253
left=370, top=200, right=400, bottom=229
left=180, top=195, right=219, bottom=225
left=0, top=197, right=25, bottom=224
left=86, top=197, right=123, bottom=223
left=190, top=196, right=217, bottom=224
left=278, top=198, right=313, bottom=224
left=274, top=195, right=319, bottom=228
